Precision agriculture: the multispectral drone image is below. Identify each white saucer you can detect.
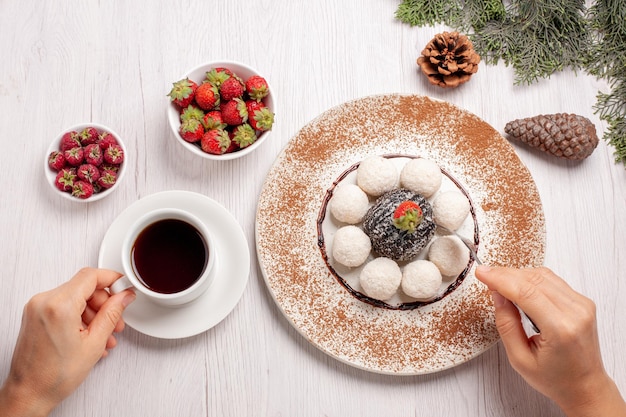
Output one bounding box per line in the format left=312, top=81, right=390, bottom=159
left=98, top=190, right=250, bottom=339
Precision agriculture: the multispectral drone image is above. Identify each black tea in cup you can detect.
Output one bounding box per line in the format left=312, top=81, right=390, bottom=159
left=131, top=219, right=208, bottom=294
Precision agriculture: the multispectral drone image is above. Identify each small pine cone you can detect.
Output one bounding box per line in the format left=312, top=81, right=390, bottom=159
left=504, top=113, right=599, bottom=160
left=416, top=31, right=480, bottom=88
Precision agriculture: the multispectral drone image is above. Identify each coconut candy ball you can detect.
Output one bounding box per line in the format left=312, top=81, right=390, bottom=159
left=428, top=235, right=470, bottom=277
left=329, top=183, right=370, bottom=224
left=331, top=225, right=371, bottom=268
left=432, top=190, right=470, bottom=231
left=400, top=158, right=442, bottom=198
left=401, top=259, right=442, bottom=300
left=359, top=257, right=402, bottom=301
left=356, top=156, right=398, bottom=197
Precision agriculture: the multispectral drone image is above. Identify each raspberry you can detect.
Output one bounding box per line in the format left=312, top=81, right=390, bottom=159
left=60, top=131, right=81, bottom=151
left=79, top=126, right=99, bottom=146
left=97, top=169, right=117, bottom=189
left=54, top=168, right=77, bottom=192
left=64, top=147, right=84, bottom=166
left=98, top=132, right=118, bottom=150
left=48, top=151, right=66, bottom=171
left=49, top=127, right=124, bottom=198
left=77, top=164, right=100, bottom=184
left=103, top=144, right=124, bottom=165
left=84, top=143, right=103, bottom=166
left=72, top=180, right=94, bottom=199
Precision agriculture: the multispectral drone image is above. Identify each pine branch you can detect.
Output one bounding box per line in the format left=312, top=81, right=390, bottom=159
left=585, top=0, right=626, bottom=79
left=595, top=82, right=626, bottom=122
left=587, top=0, right=626, bottom=164
left=395, top=0, right=461, bottom=27
left=449, top=0, right=506, bottom=32
left=469, top=20, right=516, bottom=65
left=605, top=118, right=626, bottom=165
left=474, top=0, right=590, bottom=84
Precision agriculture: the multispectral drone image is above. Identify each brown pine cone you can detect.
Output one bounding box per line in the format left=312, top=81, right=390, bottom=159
left=504, top=113, right=599, bottom=160
left=416, top=31, right=480, bottom=88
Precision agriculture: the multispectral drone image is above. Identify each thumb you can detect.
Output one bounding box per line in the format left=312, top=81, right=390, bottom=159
left=87, top=290, right=136, bottom=345
left=491, top=291, right=533, bottom=369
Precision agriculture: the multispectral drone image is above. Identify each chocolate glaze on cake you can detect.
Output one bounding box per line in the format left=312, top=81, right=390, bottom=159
left=362, top=188, right=435, bottom=262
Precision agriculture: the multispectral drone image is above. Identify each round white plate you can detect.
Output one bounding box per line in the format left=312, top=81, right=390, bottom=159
left=256, top=95, right=545, bottom=375
left=98, top=190, right=249, bottom=339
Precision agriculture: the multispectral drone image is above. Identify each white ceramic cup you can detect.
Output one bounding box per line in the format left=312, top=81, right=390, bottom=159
left=110, top=208, right=215, bottom=307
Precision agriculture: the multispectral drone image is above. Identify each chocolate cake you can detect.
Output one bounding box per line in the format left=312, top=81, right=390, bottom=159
left=362, top=188, right=435, bottom=262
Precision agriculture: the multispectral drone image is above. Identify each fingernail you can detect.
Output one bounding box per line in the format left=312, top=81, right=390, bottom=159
left=122, top=291, right=136, bottom=307
left=491, top=291, right=507, bottom=308
left=476, top=265, right=491, bottom=274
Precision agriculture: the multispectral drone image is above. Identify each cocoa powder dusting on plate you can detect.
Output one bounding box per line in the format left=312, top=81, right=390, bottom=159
left=256, top=95, right=545, bottom=375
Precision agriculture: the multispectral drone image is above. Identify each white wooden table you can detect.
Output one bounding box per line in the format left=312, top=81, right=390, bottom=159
left=1, top=1, right=624, bottom=416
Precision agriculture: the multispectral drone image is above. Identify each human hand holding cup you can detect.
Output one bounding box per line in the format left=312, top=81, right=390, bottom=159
left=110, top=208, right=215, bottom=307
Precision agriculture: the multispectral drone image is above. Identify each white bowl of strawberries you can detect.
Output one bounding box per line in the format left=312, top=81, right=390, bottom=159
left=45, top=123, right=127, bottom=202
left=167, top=61, right=275, bottom=160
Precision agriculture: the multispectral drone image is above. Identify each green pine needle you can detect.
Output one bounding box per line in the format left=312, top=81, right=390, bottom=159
left=471, top=0, right=589, bottom=85
left=450, top=0, right=506, bottom=31
left=395, top=0, right=461, bottom=27
left=586, top=0, right=626, bottom=164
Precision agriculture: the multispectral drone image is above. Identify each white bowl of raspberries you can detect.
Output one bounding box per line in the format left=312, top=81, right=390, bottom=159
left=45, top=123, right=126, bottom=202
left=167, top=61, right=275, bottom=160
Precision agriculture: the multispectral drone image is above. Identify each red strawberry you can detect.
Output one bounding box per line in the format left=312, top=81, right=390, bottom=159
left=179, top=118, right=204, bottom=142
left=205, top=67, right=233, bottom=87
left=214, top=67, right=233, bottom=75
left=77, top=164, right=100, bottom=184
left=249, top=107, right=274, bottom=131
left=60, top=131, right=81, bottom=151
left=219, top=77, right=244, bottom=101
left=98, top=132, right=118, bottom=150
left=232, top=123, right=257, bottom=148
left=195, top=82, right=219, bottom=110
left=64, top=147, right=84, bottom=166
left=103, top=144, right=124, bottom=165
left=200, top=129, right=232, bottom=155
left=245, top=99, right=264, bottom=115
left=72, top=180, right=94, bottom=199
left=48, top=151, right=66, bottom=171
left=79, top=126, right=99, bottom=146
left=180, top=105, right=205, bottom=122
left=84, top=143, right=103, bottom=166
left=202, top=110, right=225, bottom=130
left=225, top=140, right=239, bottom=153
left=245, top=75, right=269, bottom=101
left=168, top=78, right=198, bottom=108
left=97, top=169, right=117, bottom=189
left=393, top=201, right=423, bottom=233
left=54, top=168, right=77, bottom=192
left=220, top=99, right=248, bottom=126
